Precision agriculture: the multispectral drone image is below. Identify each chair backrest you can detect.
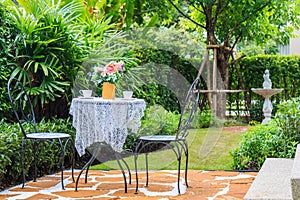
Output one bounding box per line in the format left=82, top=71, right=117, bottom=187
left=7, top=78, right=37, bottom=138
left=176, top=77, right=200, bottom=139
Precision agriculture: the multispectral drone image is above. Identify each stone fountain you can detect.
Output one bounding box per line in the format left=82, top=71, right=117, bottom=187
left=251, top=69, right=283, bottom=124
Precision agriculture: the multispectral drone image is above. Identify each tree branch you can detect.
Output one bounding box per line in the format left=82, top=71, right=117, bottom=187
left=166, top=0, right=206, bottom=29
left=229, top=54, right=246, bottom=66
left=191, top=3, right=204, bottom=15
left=227, top=1, right=271, bottom=37
left=232, top=34, right=241, bottom=51
left=212, top=0, right=221, bottom=26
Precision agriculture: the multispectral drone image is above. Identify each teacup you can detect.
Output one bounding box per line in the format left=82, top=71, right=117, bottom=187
left=79, top=90, right=92, bottom=98
left=123, top=91, right=133, bottom=99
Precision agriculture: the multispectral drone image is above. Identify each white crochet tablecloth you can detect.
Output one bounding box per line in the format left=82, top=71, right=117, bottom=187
left=70, top=98, right=146, bottom=156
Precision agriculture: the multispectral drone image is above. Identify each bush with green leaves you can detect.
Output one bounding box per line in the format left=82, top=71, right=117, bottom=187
left=231, top=97, right=300, bottom=170
left=0, top=118, right=75, bottom=190
left=274, top=97, right=300, bottom=142
left=194, top=109, right=212, bottom=128
left=137, top=105, right=180, bottom=136
left=0, top=2, right=20, bottom=120
left=0, top=0, right=117, bottom=120
left=123, top=105, right=180, bottom=152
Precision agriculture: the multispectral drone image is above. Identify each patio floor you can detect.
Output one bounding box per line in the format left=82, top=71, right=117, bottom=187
left=0, top=169, right=257, bottom=199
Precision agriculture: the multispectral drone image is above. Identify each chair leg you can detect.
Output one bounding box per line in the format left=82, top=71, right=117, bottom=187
left=21, top=139, right=26, bottom=188
left=71, top=138, right=75, bottom=183
left=184, top=144, right=189, bottom=188
left=84, top=153, right=97, bottom=184
left=75, top=154, right=96, bottom=191
left=145, top=153, right=149, bottom=187
left=121, top=157, right=131, bottom=184
left=134, top=153, right=139, bottom=194
left=60, top=139, right=65, bottom=190
left=116, top=154, right=128, bottom=193
left=85, top=145, right=104, bottom=184
left=33, top=141, right=37, bottom=182
left=177, top=156, right=181, bottom=194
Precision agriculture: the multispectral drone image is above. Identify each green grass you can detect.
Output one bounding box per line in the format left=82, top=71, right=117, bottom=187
left=90, top=127, right=245, bottom=171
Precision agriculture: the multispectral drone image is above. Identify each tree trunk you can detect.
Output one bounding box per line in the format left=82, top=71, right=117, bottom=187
left=206, top=14, right=232, bottom=119
left=216, top=47, right=231, bottom=118
left=205, top=46, right=232, bottom=119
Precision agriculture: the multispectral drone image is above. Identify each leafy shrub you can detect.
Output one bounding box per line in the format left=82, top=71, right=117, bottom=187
left=138, top=105, right=180, bottom=136
left=0, top=3, right=18, bottom=120
left=0, top=118, right=75, bottom=191
left=231, top=123, right=284, bottom=170
left=274, top=97, right=300, bottom=142
left=1, top=0, right=118, bottom=121
left=194, top=109, right=212, bottom=128
left=124, top=105, right=180, bottom=152
left=231, top=97, right=300, bottom=170
left=248, top=100, right=264, bottom=123
left=193, top=109, right=246, bottom=128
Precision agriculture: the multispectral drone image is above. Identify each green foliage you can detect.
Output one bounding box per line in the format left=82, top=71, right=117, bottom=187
left=0, top=66, right=14, bottom=120
left=6, top=0, right=87, bottom=107
left=0, top=0, right=122, bottom=120
left=130, top=47, right=191, bottom=111
left=231, top=97, right=300, bottom=170
left=138, top=105, right=180, bottom=136
left=231, top=123, right=283, bottom=170
left=237, top=40, right=278, bottom=57
left=239, top=55, right=300, bottom=97
left=0, top=118, right=75, bottom=189
left=274, top=97, right=300, bottom=142
left=0, top=2, right=20, bottom=120
left=124, top=105, right=180, bottom=152
left=174, top=0, right=300, bottom=119
left=182, top=0, right=299, bottom=45
left=195, top=109, right=212, bottom=128
left=113, top=27, right=205, bottom=112
left=248, top=100, right=264, bottom=123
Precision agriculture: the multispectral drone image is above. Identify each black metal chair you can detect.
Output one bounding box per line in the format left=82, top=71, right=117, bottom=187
left=7, top=78, right=75, bottom=190
left=134, top=77, right=201, bottom=194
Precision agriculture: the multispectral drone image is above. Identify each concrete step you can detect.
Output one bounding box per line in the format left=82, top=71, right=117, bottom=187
left=244, top=158, right=294, bottom=200
left=291, top=144, right=300, bottom=200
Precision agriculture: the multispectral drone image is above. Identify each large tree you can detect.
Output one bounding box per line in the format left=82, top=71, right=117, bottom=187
left=112, top=0, right=300, bottom=117
left=166, top=0, right=300, bottom=117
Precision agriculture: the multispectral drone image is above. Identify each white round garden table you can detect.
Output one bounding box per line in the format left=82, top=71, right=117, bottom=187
left=70, top=97, right=146, bottom=156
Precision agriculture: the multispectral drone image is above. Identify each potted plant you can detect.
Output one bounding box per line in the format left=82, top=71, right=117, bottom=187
left=93, top=61, right=125, bottom=99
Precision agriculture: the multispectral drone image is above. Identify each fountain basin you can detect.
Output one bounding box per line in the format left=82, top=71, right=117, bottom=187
left=251, top=88, right=283, bottom=98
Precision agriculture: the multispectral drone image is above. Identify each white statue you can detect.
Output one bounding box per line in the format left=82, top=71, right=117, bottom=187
left=263, top=69, right=272, bottom=89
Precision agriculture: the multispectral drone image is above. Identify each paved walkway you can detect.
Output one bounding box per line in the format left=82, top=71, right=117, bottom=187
left=0, top=170, right=256, bottom=199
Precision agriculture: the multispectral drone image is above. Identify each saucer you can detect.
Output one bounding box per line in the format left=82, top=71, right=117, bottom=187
left=79, top=96, right=94, bottom=99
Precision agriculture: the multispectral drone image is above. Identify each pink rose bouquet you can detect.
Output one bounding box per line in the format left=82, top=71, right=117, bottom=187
left=93, top=61, right=125, bottom=84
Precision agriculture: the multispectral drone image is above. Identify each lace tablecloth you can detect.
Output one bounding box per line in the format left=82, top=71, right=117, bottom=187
left=70, top=98, right=146, bottom=156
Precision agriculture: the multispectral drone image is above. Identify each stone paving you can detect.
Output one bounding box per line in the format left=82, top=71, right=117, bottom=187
left=0, top=170, right=257, bottom=200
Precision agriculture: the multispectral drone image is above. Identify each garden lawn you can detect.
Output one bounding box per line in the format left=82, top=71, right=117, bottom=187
left=90, top=127, right=246, bottom=171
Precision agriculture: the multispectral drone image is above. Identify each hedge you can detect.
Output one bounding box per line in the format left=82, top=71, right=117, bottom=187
left=228, top=55, right=300, bottom=121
